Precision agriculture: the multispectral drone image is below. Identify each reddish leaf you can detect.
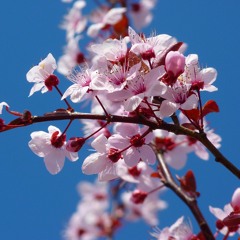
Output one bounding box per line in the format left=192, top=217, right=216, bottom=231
left=181, top=109, right=200, bottom=123
left=177, top=170, right=200, bottom=198
left=151, top=172, right=161, bottom=178
left=202, top=100, right=219, bottom=117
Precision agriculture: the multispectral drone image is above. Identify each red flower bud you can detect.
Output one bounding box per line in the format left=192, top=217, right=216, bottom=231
left=44, top=74, right=59, bottom=91
left=66, top=137, right=85, bottom=152
left=131, top=190, right=147, bottom=204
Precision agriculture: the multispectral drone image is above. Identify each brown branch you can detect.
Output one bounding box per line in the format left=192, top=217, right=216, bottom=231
left=156, top=152, right=215, bottom=240
left=1, top=111, right=240, bottom=178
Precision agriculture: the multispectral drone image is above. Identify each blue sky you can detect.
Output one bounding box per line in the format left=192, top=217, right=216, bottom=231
left=0, top=0, right=240, bottom=239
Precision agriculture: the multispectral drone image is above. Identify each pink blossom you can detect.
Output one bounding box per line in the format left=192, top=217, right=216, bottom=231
left=82, top=134, right=123, bottom=181
left=165, top=51, right=185, bottom=78
left=151, top=216, right=195, bottom=240
left=58, top=36, right=85, bottom=75
left=28, top=125, right=78, bottom=174
left=179, top=112, right=221, bottom=160
left=231, top=188, right=240, bottom=211
left=26, top=53, right=58, bottom=96
left=153, top=129, right=192, bottom=169
left=61, top=1, right=87, bottom=40
left=130, top=0, right=156, bottom=30
left=61, top=66, right=96, bottom=103
left=111, top=66, right=166, bottom=112
left=122, top=191, right=167, bottom=225
left=64, top=208, right=106, bottom=240
left=129, top=27, right=176, bottom=64
left=117, top=161, right=153, bottom=183
left=91, top=62, right=141, bottom=94
left=158, top=81, right=198, bottom=118
left=90, top=36, right=129, bottom=63
left=87, top=7, right=126, bottom=37
left=109, top=123, right=156, bottom=167
left=184, top=54, right=218, bottom=92
left=77, top=181, right=109, bottom=211
left=209, top=188, right=240, bottom=236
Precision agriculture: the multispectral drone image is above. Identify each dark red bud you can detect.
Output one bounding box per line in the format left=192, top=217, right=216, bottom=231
left=44, top=74, right=59, bottom=91
left=131, top=190, right=147, bottom=204
left=66, top=137, right=85, bottom=152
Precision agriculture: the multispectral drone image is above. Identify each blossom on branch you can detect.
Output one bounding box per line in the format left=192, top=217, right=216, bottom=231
left=26, top=53, right=58, bottom=96
left=209, top=188, right=240, bottom=237
left=28, top=125, right=78, bottom=174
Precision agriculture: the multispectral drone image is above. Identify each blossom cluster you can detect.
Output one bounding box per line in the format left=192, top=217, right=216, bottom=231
left=0, top=0, right=239, bottom=239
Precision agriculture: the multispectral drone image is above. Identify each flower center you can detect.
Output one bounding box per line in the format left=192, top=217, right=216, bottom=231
left=155, top=137, right=176, bottom=152
left=131, top=3, right=141, bottom=12
left=76, top=52, right=85, bottom=64
left=108, top=148, right=122, bottom=163
left=128, top=166, right=141, bottom=177
left=130, top=134, right=145, bottom=147
left=50, top=131, right=66, bottom=148
left=44, top=74, right=59, bottom=91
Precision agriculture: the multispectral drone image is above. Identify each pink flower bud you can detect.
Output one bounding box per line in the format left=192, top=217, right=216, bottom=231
left=165, top=51, right=185, bottom=78
left=131, top=190, right=147, bottom=204
left=231, top=188, right=240, bottom=211
left=66, top=137, right=85, bottom=152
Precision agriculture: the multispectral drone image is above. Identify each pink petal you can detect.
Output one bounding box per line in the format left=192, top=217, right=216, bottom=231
left=231, top=188, right=240, bottom=210
left=140, top=145, right=156, bottom=164
left=82, top=153, right=106, bottom=175
left=44, top=150, right=65, bottom=174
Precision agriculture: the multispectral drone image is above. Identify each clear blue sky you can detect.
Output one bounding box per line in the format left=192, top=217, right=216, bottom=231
left=0, top=0, right=240, bottom=239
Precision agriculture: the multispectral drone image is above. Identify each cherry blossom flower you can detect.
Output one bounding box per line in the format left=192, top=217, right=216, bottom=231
left=77, top=181, right=109, bottom=210
left=158, top=80, right=199, bottom=118
left=153, top=129, right=192, bottom=169
left=165, top=51, right=186, bottom=80
left=151, top=216, right=195, bottom=240
left=87, top=7, right=126, bottom=37
left=128, top=27, right=176, bottom=64
left=183, top=54, right=218, bottom=92
left=61, top=66, right=97, bottom=103
left=61, top=0, right=87, bottom=40
left=28, top=125, right=78, bottom=174
left=179, top=112, right=221, bottom=160
left=110, top=66, right=166, bottom=112
left=64, top=208, right=104, bottom=240
left=117, top=161, right=153, bottom=183
left=82, top=134, right=123, bottom=181
left=58, top=36, right=85, bottom=75
left=130, top=0, right=156, bottom=30
left=122, top=190, right=167, bottom=225
left=26, top=53, right=58, bottom=96
left=90, top=36, right=129, bottom=64
left=109, top=123, right=156, bottom=167
left=91, top=62, right=141, bottom=94
left=209, top=188, right=240, bottom=237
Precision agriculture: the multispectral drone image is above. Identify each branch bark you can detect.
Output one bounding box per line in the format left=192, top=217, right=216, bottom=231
left=156, top=152, right=215, bottom=239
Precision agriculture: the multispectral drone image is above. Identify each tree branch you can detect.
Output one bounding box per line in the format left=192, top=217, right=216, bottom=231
left=156, top=152, right=215, bottom=239
left=1, top=111, right=239, bottom=178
